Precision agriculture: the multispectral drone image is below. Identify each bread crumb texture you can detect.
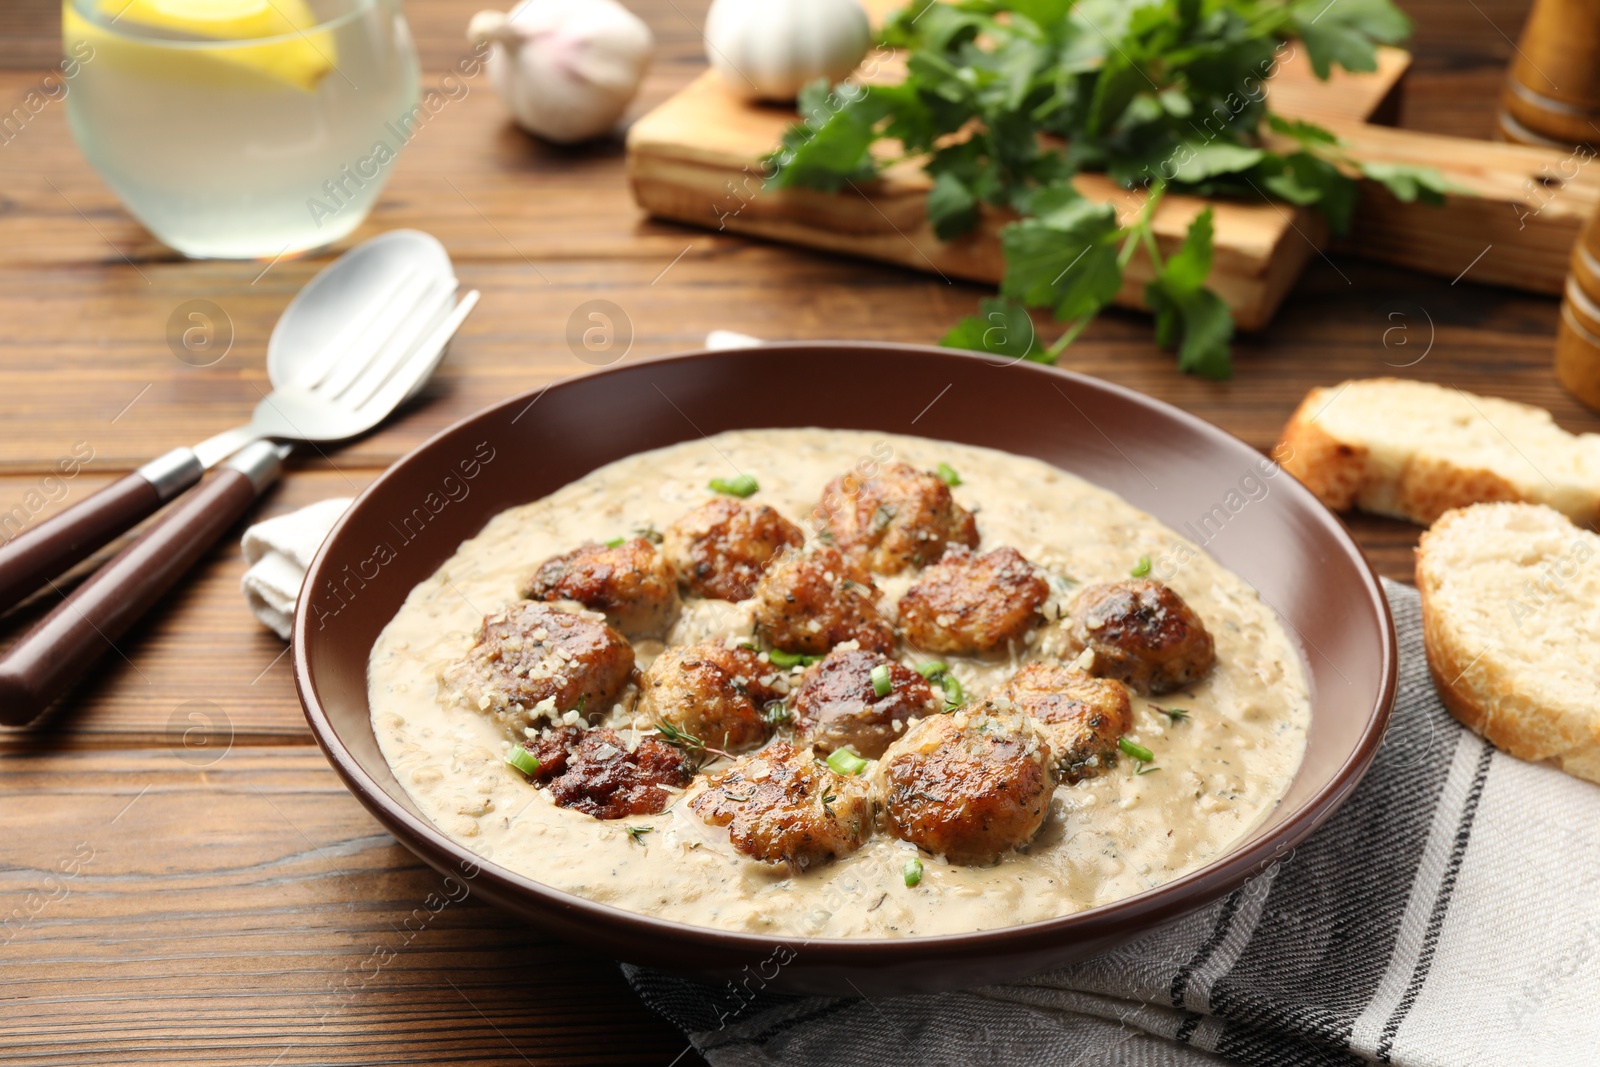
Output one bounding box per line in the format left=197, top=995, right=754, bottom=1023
left=1277, top=378, right=1600, bottom=526
left=1417, top=503, right=1600, bottom=784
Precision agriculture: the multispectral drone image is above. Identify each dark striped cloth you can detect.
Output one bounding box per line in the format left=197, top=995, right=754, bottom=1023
left=624, top=580, right=1600, bottom=1066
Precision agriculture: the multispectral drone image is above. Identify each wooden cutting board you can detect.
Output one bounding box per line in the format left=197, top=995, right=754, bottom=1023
left=626, top=7, right=1600, bottom=330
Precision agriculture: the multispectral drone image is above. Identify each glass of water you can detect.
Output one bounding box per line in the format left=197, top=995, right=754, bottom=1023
left=62, top=0, right=420, bottom=260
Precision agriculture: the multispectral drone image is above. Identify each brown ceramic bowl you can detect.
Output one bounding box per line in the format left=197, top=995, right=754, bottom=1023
left=295, top=343, right=1396, bottom=996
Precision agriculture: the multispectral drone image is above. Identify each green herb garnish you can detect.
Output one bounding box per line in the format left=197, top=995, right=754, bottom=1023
left=870, top=663, right=893, bottom=698
left=603, top=536, right=627, bottom=549
left=768, top=0, right=1447, bottom=379
left=1157, top=705, right=1190, bottom=723
left=764, top=701, right=793, bottom=726
left=769, top=649, right=824, bottom=669
left=935, top=463, right=961, bottom=487
left=709, top=473, right=759, bottom=498
left=505, top=745, right=540, bottom=776
left=940, top=673, right=964, bottom=710
left=654, top=720, right=734, bottom=761
left=915, top=661, right=964, bottom=709
left=634, top=524, right=664, bottom=544
left=826, top=748, right=869, bottom=776
left=904, top=857, right=924, bottom=887
left=1119, top=736, right=1159, bottom=774
left=625, top=825, right=653, bottom=844
left=1131, top=555, right=1152, bottom=578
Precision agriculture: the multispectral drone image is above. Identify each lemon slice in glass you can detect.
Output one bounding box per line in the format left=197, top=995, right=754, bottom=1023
left=74, top=0, right=337, bottom=92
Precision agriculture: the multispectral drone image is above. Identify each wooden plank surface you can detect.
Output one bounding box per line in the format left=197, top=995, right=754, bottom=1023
left=626, top=46, right=1412, bottom=330
left=0, top=0, right=1593, bottom=1064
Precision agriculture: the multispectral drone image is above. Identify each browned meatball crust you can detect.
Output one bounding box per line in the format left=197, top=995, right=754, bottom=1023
left=1067, top=580, right=1216, bottom=695
left=896, top=546, right=1049, bottom=655
left=817, top=462, right=979, bottom=575
left=750, top=544, right=896, bottom=655
left=663, top=498, right=805, bottom=601
left=518, top=726, right=694, bottom=819
left=443, top=603, right=634, bottom=739
left=521, top=537, right=680, bottom=639
left=636, top=642, right=785, bottom=753
left=880, top=706, right=1055, bottom=865
left=690, top=741, right=874, bottom=868
left=997, top=663, right=1132, bottom=781
left=792, top=648, right=943, bottom=758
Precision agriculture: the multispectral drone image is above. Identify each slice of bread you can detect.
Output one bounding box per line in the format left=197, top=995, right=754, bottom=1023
left=1416, top=503, right=1600, bottom=784
left=1276, top=378, right=1600, bottom=526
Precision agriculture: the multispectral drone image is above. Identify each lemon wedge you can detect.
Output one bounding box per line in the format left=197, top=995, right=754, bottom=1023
left=77, top=0, right=337, bottom=92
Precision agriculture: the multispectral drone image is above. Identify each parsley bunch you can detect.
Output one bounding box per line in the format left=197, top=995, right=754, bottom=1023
left=766, top=0, right=1450, bottom=378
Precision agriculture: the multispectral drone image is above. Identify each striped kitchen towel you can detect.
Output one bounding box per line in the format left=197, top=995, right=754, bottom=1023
left=624, top=579, right=1600, bottom=1066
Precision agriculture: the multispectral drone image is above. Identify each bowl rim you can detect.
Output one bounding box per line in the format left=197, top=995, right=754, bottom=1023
left=295, top=341, right=1398, bottom=958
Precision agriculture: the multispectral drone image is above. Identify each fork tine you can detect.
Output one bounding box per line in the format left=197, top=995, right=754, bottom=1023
left=334, top=279, right=457, bottom=409
left=318, top=272, right=447, bottom=399
left=351, top=291, right=479, bottom=423
left=291, top=265, right=422, bottom=391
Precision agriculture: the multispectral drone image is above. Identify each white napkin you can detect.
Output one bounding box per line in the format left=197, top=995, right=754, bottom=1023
left=240, top=498, right=352, bottom=639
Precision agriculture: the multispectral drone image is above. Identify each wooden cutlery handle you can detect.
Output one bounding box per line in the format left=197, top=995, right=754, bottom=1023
left=0, top=447, right=203, bottom=615
left=0, top=445, right=281, bottom=726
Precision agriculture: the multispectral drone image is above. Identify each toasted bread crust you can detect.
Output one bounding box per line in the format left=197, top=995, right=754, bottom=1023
left=1416, top=504, right=1600, bottom=786
left=1274, top=379, right=1600, bottom=527
left=1396, top=455, right=1523, bottom=526
left=1276, top=389, right=1368, bottom=512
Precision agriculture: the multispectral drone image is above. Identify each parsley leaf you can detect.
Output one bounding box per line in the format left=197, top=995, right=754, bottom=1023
left=770, top=0, right=1441, bottom=376
left=942, top=296, right=1046, bottom=362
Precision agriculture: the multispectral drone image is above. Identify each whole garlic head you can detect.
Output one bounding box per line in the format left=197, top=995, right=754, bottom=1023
left=704, top=0, right=871, bottom=102
left=468, top=0, right=654, bottom=144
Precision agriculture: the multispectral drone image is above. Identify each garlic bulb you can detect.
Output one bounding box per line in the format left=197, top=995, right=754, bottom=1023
left=468, top=0, right=653, bottom=144
left=704, top=0, right=871, bottom=102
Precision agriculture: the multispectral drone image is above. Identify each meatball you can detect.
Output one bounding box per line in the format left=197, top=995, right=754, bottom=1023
left=636, top=642, right=786, bottom=753
left=521, top=537, right=679, bottom=639
left=880, top=705, right=1055, bottom=865
left=791, top=648, right=943, bottom=758
left=750, top=544, right=896, bottom=655
left=997, top=663, right=1132, bottom=781
left=663, top=498, right=805, bottom=601
left=816, top=462, right=979, bottom=574
left=443, top=603, right=634, bottom=739
left=690, top=741, right=874, bottom=869
left=1066, top=579, right=1216, bottom=695
left=896, top=546, right=1049, bottom=655
left=518, top=726, right=694, bottom=820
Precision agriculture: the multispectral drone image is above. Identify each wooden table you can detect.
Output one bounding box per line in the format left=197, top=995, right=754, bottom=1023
left=0, top=0, right=1589, bottom=1063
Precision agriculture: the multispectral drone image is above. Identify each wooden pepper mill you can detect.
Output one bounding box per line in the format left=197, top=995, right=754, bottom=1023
left=1497, top=0, right=1600, bottom=150
left=1556, top=204, right=1600, bottom=409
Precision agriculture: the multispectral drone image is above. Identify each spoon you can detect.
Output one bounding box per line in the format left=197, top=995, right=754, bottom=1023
left=0, top=230, right=474, bottom=616
left=0, top=231, right=478, bottom=723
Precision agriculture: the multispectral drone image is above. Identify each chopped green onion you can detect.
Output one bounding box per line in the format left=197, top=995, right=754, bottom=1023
left=603, top=536, right=627, bottom=548
left=1118, top=737, right=1155, bottom=764
left=764, top=701, right=792, bottom=726
left=903, top=857, right=924, bottom=887
left=826, top=748, right=869, bottom=776
left=940, top=674, right=965, bottom=709
left=1130, top=555, right=1152, bottom=578
left=915, top=661, right=949, bottom=679
left=505, top=745, right=540, bottom=776
left=935, top=463, right=962, bottom=487
left=769, top=649, right=823, bottom=669
left=709, top=473, right=759, bottom=498
left=870, top=663, right=893, bottom=697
